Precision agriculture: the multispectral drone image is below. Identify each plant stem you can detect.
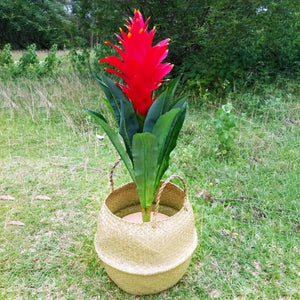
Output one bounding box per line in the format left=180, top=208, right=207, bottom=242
left=141, top=206, right=152, bottom=222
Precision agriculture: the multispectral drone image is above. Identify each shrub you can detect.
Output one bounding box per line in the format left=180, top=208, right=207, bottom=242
left=40, top=44, right=59, bottom=74
left=37, top=44, right=60, bottom=75
left=68, top=48, right=90, bottom=74
left=12, top=44, right=39, bottom=76
left=0, top=43, right=13, bottom=66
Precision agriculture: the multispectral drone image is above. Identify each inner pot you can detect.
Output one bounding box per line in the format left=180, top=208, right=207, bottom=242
left=105, top=181, right=185, bottom=219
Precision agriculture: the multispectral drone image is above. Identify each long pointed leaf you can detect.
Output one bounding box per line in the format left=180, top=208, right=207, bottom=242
left=143, top=77, right=181, bottom=133
left=84, top=109, right=107, bottom=123
left=102, top=97, right=116, bottom=121
left=171, top=95, right=187, bottom=110
left=162, top=77, right=181, bottom=113
left=95, top=75, right=121, bottom=123
left=152, top=108, right=180, bottom=164
left=155, top=103, right=187, bottom=187
left=132, top=133, right=158, bottom=209
left=143, top=92, right=168, bottom=133
left=101, top=75, right=123, bottom=97
left=119, top=95, right=140, bottom=161
left=85, top=109, right=135, bottom=182
left=101, top=75, right=129, bottom=118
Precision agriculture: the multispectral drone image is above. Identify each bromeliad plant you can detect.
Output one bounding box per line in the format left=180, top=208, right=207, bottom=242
left=86, top=10, right=187, bottom=222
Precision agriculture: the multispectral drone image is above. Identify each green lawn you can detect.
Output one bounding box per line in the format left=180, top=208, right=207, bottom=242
left=0, top=75, right=299, bottom=299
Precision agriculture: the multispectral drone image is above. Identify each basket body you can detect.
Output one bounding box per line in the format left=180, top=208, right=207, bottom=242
left=94, top=181, right=197, bottom=295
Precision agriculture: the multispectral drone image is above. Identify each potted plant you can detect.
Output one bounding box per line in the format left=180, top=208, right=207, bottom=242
left=86, top=10, right=197, bottom=295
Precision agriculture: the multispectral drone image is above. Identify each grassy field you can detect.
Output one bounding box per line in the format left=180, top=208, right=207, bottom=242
left=0, top=70, right=299, bottom=299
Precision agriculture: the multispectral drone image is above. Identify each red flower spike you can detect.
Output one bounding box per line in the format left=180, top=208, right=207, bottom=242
left=99, top=10, right=173, bottom=116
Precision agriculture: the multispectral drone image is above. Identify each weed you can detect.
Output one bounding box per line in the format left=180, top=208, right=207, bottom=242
left=213, top=102, right=238, bottom=155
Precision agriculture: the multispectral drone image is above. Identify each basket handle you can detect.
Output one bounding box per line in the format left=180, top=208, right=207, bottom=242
left=153, top=175, right=188, bottom=222
left=109, top=158, right=121, bottom=192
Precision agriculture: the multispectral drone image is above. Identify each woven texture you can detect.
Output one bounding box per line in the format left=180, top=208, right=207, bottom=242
left=104, top=257, right=192, bottom=295
left=94, top=180, right=197, bottom=294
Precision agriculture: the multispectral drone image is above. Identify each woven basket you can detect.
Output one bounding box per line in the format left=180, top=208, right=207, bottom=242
left=94, top=175, right=198, bottom=295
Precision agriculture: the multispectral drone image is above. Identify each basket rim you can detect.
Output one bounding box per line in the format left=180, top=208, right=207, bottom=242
left=103, top=181, right=187, bottom=226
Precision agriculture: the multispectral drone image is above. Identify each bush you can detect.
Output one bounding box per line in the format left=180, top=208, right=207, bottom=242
left=12, top=44, right=39, bottom=76
left=178, top=0, right=300, bottom=94
left=0, top=43, right=13, bottom=66
left=38, top=44, right=59, bottom=75
left=68, top=48, right=90, bottom=75
left=92, top=43, right=115, bottom=75
left=0, top=43, right=61, bottom=78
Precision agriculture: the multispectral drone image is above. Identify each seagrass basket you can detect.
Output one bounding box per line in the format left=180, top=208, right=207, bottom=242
left=94, top=175, right=198, bottom=295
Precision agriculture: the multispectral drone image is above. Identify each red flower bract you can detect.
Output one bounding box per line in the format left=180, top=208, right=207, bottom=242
left=99, top=10, right=173, bottom=116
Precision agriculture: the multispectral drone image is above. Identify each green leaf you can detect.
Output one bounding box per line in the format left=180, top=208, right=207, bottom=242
left=119, top=95, right=140, bottom=161
left=143, top=93, right=167, bottom=133
left=143, top=77, right=181, bottom=133
left=171, top=95, right=187, bottom=110
left=85, top=109, right=135, bottom=182
left=95, top=74, right=140, bottom=160
left=101, top=97, right=116, bottom=122
left=95, top=75, right=121, bottom=123
left=84, top=109, right=107, bottom=123
left=101, top=74, right=129, bottom=114
left=132, top=133, right=159, bottom=209
left=155, top=103, right=187, bottom=187
left=163, top=77, right=181, bottom=111
left=152, top=108, right=180, bottom=165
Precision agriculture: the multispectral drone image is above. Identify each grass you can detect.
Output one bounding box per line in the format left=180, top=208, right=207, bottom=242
left=0, top=70, right=299, bottom=299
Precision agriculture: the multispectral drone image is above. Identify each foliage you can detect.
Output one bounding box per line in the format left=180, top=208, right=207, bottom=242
left=86, top=11, right=188, bottom=223
left=92, top=43, right=113, bottom=74
left=0, top=44, right=61, bottom=78
left=67, top=0, right=300, bottom=91
left=183, top=0, right=300, bottom=90
left=0, top=0, right=70, bottom=49
left=213, top=103, right=238, bottom=154
left=87, top=76, right=187, bottom=221
left=0, top=43, right=13, bottom=65
left=68, top=48, right=91, bottom=74
left=12, top=44, right=39, bottom=76
left=1, top=1, right=299, bottom=92
left=38, top=44, right=59, bottom=75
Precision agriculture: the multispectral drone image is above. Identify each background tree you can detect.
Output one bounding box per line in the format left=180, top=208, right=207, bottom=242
left=0, top=0, right=70, bottom=48
left=185, top=0, right=300, bottom=87
left=1, top=0, right=299, bottom=89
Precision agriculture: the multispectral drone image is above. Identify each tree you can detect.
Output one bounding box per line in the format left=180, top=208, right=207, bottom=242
left=77, top=0, right=300, bottom=86
left=187, top=0, right=300, bottom=86
left=0, top=0, right=70, bottom=48
left=1, top=0, right=299, bottom=87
